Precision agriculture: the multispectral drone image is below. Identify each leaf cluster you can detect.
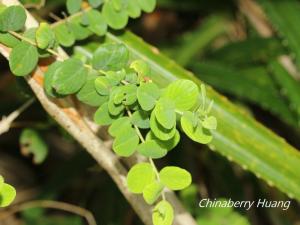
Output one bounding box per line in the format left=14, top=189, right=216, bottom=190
left=0, top=2, right=218, bottom=225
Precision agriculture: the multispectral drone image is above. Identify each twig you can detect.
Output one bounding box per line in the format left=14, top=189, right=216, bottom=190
left=0, top=200, right=97, bottom=225
left=0, top=98, right=35, bottom=135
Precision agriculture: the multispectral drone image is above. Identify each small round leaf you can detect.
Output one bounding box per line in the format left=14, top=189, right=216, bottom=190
left=152, top=200, right=174, bottom=225
left=9, top=42, right=38, bottom=76
left=0, top=5, right=26, bottom=32
left=92, top=43, right=129, bottom=71
left=131, top=110, right=150, bottom=129
left=127, top=163, right=155, bottom=194
left=0, top=183, right=16, bottom=207
left=52, top=58, right=87, bottom=95
left=143, top=181, right=163, bottom=205
left=137, top=82, right=160, bottom=111
left=94, top=102, right=122, bottom=125
left=86, top=9, right=107, bottom=36
left=159, top=166, right=192, bottom=191
left=36, top=22, right=56, bottom=49
left=163, top=79, right=198, bottom=111
left=113, top=126, right=139, bottom=156
left=150, top=111, right=176, bottom=141
left=108, top=116, right=131, bottom=137
left=137, top=140, right=167, bottom=159
left=154, top=98, right=176, bottom=129
left=102, top=1, right=128, bottom=29
left=181, top=111, right=213, bottom=144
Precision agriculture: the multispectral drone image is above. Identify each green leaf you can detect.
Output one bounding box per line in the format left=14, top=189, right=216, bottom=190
left=150, top=111, right=176, bottom=141
left=113, top=126, right=139, bottom=156
left=94, top=76, right=112, bottom=95
left=9, top=42, right=38, bottom=76
left=66, top=0, right=82, bottom=14
left=107, top=70, right=126, bottom=85
left=0, top=32, right=20, bottom=48
left=152, top=200, right=174, bottom=225
left=88, top=0, right=103, bottom=8
left=53, top=23, right=75, bottom=47
left=163, top=79, right=198, bottom=111
left=131, top=110, right=150, bottom=129
left=76, top=74, right=108, bottom=106
left=108, top=97, right=124, bottom=115
left=44, top=61, right=64, bottom=98
left=0, top=183, right=16, bottom=207
left=137, top=82, right=160, bottom=111
left=154, top=97, right=176, bottom=129
left=22, top=28, right=52, bottom=58
left=102, top=1, right=128, bottom=29
left=86, top=9, right=107, bottom=36
left=36, top=22, right=56, bottom=49
left=125, top=68, right=138, bottom=84
left=143, top=181, right=163, bottom=205
left=126, top=0, right=141, bottom=18
left=108, top=116, right=131, bottom=137
left=181, top=111, right=212, bottom=144
left=122, top=84, right=137, bottom=105
left=159, top=166, right=192, bottom=191
left=52, top=58, right=87, bottom=95
left=130, top=59, right=151, bottom=77
left=137, top=0, right=156, bottom=13
left=20, top=128, right=48, bottom=164
left=112, top=0, right=127, bottom=11
left=146, top=130, right=180, bottom=151
left=94, top=102, right=122, bottom=125
left=0, top=5, right=26, bottom=32
left=69, top=17, right=92, bottom=40
left=92, top=43, right=129, bottom=71
left=137, top=140, right=167, bottom=159
left=202, top=116, right=217, bottom=130
left=127, top=163, right=155, bottom=194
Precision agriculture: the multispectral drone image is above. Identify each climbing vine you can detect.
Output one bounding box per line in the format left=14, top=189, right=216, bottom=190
left=0, top=1, right=217, bottom=224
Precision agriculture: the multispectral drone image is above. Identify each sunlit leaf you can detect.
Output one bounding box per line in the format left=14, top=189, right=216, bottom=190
left=143, top=181, right=163, bottom=205
left=152, top=200, right=174, bottom=225
left=159, top=166, right=192, bottom=191
left=181, top=111, right=212, bottom=144
left=0, top=183, right=16, bottom=207
left=163, top=79, right=198, bottom=111
left=127, top=163, right=155, bottom=194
